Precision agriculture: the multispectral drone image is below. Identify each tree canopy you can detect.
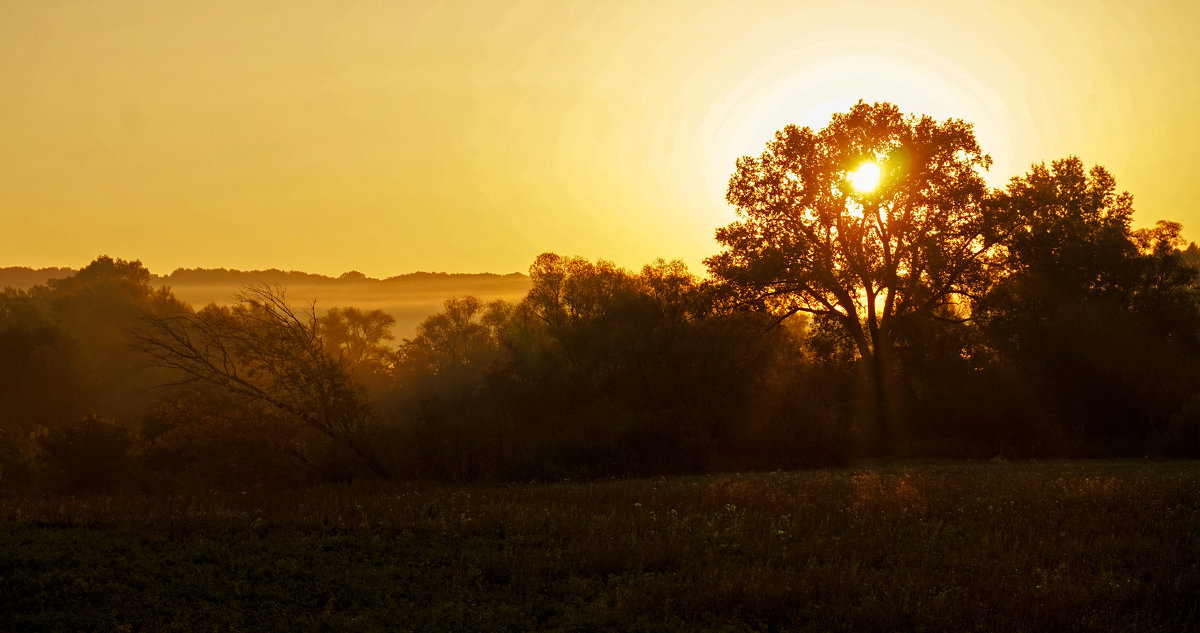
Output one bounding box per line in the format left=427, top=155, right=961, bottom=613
left=709, top=100, right=1002, bottom=344
left=707, top=100, right=1006, bottom=450
left=974, top=157, right=1200, bottom=449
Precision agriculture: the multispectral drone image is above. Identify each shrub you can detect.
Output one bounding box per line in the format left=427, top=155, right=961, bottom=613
left=37, top=415, right=135, bottom=493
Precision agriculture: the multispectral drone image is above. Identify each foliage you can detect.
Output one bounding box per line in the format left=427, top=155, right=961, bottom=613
left=395, top=296, right=509, bottom=396
left=708, top=101, right=1006, bottom=453
left=381, top=254, right=848, bottom=482
left=509, top=254, right=842, bottom=477
left=0, top=322, right=92, bottom=435
left=0, top=257, right=188, bottom=490
left=137, top=388, right=307, bottom=489
left=35, top=415, right=135, bottom=493
left=134, top=284, right=388, bottom=479
left=319, top=306, right=397, bottom=397
left=0, top=257, right=187, bottom=426
left=977, top=158, right=1200, bottom=453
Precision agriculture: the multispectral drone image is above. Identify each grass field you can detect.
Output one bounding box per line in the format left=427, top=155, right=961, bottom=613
left=2, top=460, right=1198, bottom=632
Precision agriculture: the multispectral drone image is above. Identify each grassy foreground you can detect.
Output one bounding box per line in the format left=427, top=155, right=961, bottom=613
left=2, top=461, right=1198, bottom=632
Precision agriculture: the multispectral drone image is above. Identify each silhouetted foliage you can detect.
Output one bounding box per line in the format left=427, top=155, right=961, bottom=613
left=977, top=158, right=1200, bottom=455
left=319, top=305, right=397, bottom=399
left=450, top=254, right=845, bottom=479
left=134, top=284, right=388, bottom=480
left=138, top=387, right=304, bottom=489
left=389, top=296, right=513, bottom=482
left=0, top=257, right=187, bottom=423
left=0, top=257, right=187, bottom=490
left=0, top=318, right=91, bottom=435
left=708, top=101, right=1006, bottom=454
left=36, top=415, right=135, bottom=494
left=379, top=254, right=831, bottom=482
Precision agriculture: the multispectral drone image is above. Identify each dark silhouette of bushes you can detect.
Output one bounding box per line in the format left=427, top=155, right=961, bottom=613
left=36, top=416, right=135, bottom=493
left=2, top=232, right=1196, bottom=493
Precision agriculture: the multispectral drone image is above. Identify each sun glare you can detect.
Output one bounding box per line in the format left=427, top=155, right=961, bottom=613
left=850, top=161, right=882, bottom=193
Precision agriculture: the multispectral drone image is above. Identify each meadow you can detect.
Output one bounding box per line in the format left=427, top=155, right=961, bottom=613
left=2, top=460, right=1198, bottom=632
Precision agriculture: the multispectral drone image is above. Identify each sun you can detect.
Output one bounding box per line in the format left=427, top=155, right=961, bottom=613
left=850, top=161, right=882, bottom=193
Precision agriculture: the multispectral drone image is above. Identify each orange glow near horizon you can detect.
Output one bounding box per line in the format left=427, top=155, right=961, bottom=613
left=1, top=1, right=1197, bottom=278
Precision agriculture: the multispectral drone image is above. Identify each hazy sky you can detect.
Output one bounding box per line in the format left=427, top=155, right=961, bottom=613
left=2, top=0, right=1197, bottom=277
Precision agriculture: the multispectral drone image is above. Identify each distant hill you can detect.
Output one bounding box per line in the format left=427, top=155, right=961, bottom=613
left=0, top=266, right=76, bottom=289
left=0, top=266, right=531, bottom=339
left=155, top=267, right=527, bottom=286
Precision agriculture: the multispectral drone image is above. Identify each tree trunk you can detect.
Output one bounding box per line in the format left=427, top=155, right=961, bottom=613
left=869, top=343, right=894, bottom=456
left=855, top=328, right=897, bottom=458
left=849, top=318, right=897, bottom=457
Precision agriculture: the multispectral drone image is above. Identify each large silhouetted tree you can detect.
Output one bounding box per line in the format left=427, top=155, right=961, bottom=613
left=706, top=101, right=1006, bottom=453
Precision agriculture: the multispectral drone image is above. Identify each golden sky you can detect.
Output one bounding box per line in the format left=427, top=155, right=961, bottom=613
left=2, top=0, right=1197, bottom=277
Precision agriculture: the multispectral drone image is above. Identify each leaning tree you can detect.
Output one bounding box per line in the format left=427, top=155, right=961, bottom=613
left=706, top=100, right=1008, bottom=452
left=135, top=284, right=389, bottom=478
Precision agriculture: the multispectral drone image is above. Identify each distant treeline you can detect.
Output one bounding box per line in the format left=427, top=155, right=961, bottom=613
left=0, top=265, right=526, bottom=290
left=0, top=267, right=75, bottom=290
left=158, top=267, right=526, bottom=285
left=0, top=265, right=532, bottom=342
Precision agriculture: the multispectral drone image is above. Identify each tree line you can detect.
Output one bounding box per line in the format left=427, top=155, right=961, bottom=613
left=2, top=101, right=1198, bottom=493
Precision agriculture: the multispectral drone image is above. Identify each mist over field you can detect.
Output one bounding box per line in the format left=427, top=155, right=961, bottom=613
left=0, top=266, right=530, bottom=339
